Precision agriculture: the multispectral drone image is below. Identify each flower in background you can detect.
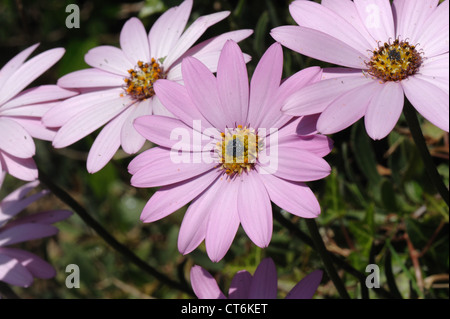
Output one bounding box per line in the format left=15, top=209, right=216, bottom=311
left=0, top=172, right=72, bottom=287
left=190, top=258, right=323, bottom=299
left=0, top=44, right=77, bottom=181
left=271, top=0, right=449, bottom=140
left=129, top=41, right=332, bottom=262
left=43, top=0, right=253, bottom=173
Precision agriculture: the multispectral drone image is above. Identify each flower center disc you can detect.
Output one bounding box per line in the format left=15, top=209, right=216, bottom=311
left=123, top=59, right=163, bottom=100
left=366, top=39, right=422, bottom=82
left=216, top=125, right=262, bottom=177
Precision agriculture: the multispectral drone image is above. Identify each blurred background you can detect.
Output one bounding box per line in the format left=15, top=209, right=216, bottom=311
left=0, top=0, right=448, bottom=299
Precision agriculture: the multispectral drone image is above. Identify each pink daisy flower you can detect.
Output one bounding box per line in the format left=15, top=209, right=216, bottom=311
left=43, top=0, right=253, bottom=173
left=0, top=44, right=77, bottom=181
left=0, top=172, right=72, bottom=287
left=128, top=41, right=333, bottom=262
left=190, top=258, right=323, bottom=299
left=271, top=0, right=449, bottom=140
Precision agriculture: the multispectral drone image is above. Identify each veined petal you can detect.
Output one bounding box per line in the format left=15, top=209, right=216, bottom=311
left=354, top=0, right=395, bottom=42
left=57, top=68, right=125, bottom=88
left=248, top=258, right=277, bottom=299
left=0, top=43, right=39, bottom=89
left=120, top=100, right=151, bottom=154
left=0, top=247, right=56, bottom=279
left=0, top=254, right=33, bottom=287
left=0, top=118, right=35, bottom=159
left=84, top=45, right=133, bottom=76
left=0, top=152, right=38, bottom=181
left=190, top=265, right=226, bottom=299
left=120, top=17, right=150, bottom=64
left=228, top=270, right=252, bottom=299
left=0, top=223, right=58, bottom=247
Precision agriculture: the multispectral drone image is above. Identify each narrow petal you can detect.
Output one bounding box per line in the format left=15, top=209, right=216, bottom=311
left=237, top=172, right=272, bottom=248
left=0, top=118, right=35, bottom=159
left=0, top=223, right=58, bottom=247
left=418, top=53, right=449, bottom=94
left=0, top=254, right=33, bottom=287
left=228, top=270, right=253, bottom=299
left=248, top=258, right=278, bottom=299
left=52, top=91, right=133, bottom=148
left=285, top=270, right=323, bottom=299
left=190, top=265, right=226, bottom=299
left=149, top=0, right=193, bottom=59
left=151, top=95, right=174, bottom=117
left=0, top=48, right=65, bottom=106
left=84, top=45, right=133, bottom=76
left=216, top=40, right=249, bottom=125
left=57, top=68, right=125, bottom=88
left=140, top=170, right=219, bottom=223
left=5, top=210, right=72, bottom=228
left=289, top=0, right=373, bottom=53
left=205, top=179, right=240, bottom=262
left=163, top=11, right=230, bottom=69
left=12, top=116, right=58, bottom=141
left=247, top=43, right=283, bottom=128
left=0, top=152, right=38, bottom=181
left=0, top=189, right=47, bottom=226
left=0, top=248, right=56, bottom=279
left=261, top=173, right=320, bottom=218
left=276, top=134, right=333, bottom=158
left=316, top=81, right=379, bottom=135
left=182, top=57, right=230, bottom=129
left=365, top=81, right=404, bottom=140
left=402, top=76, right=449, bottom=132
left=0, top=43, right=39, bottom=89
left=354, top=0, right=395, bottom=42
left=296, top=114, right=321, bottom=136
left=271, top=26, right=369, bottom=69
left=120, top=100, right=151, bottom=154
left=120, top=18, right=150, bottom=64
left=86, top=106, right=133, bottom=173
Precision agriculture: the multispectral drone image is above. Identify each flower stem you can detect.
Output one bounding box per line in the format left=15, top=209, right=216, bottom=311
left=38, top=168, right=194, bottom=297
left=304, top=218, right=351, bottom=299
left=403, top=101, right=449, bottom=207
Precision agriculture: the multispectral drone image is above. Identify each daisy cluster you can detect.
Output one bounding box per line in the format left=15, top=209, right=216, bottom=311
left=0, top=0, right=447, bottom=299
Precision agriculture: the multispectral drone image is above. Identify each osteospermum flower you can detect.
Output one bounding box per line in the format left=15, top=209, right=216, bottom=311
left=271, top=0, right=449, bottom=140
left=190, top=258, right=323, bottom=299
left=0, top=172, right=72, bottom=287
left=43, top=0, right=253, bottom=173
left=128, top=41, right=333, bottom=262
left=0, top=44, right=76, bottom=181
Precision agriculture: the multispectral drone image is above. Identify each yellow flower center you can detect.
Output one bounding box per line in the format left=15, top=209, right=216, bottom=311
left=216, top=125, right=262, bottom=177
left=122, top=59, right=164, bottom=100
left=366, top=39, right=422, bottom=82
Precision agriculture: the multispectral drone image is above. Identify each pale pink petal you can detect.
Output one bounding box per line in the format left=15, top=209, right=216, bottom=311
left=0, top=254, right=33, bottom=287
left=296, top=114, right=321, bottom=136
left=282, top=73, right=373, bottom=116
left=128, top=146, right=162, bottom=175
left=261, top=173, right=320, bottom=218
left=418, top=54, right=449, bottom=94
left=0, top=223, right=58, bottom=247
left=216, top=40, right=249, bottom=125
left=271, top=26, right=369, bottom=69
left=163, top=11, right=230, bottom=69
left=43, top=88, right=122, bottom=128
left=0, top=43, right=39, bottom=89
left=57, top=68, right=125, bottom=88
left=205, top=179, right=240, bottom=262
left=149, top=0, right=193, bottom=60
left=237, top=172, right=272, bottom=248
left=120, top=18, right=150, bottom=64
left=402, top=76, right=449, bottom=132
left=365, top=81, right=404, bottom=140
left=182, top=57, right=230, bottom=129
left=247, top=43, right=283, bottom=128
left=0, top=118, right=35, bottom=159
left=52, top=91, right=133, bottom=148
left=151, top=96, right=174, bottom=117
left=8, top=117, right=57, bottom=141
left=228, top=270, right=252, bottom=299
left=1, top=85, right=77, bottom=110
left=354, top=0, right=395, bottom=42
left=84, top=45, right=134, bottom=76
left=0, top=48, right=65, bottom=106
left=86, top=106, right=133, bottom=173
left=393, top=0, right=439, bottom=45
left=285, top=270, right=323, bottom=299
left=416, top=0, right=449, bottom=57
left=154, top=79, right=214, bottom=129
left=121, top=100, right=151, bottom=154
left=248, top=258, right=277, bottom=299
left=0, top=248, right=55, bottom=279
left=140, top=170, right=219, bottom=223
left=190, top=265, right=226, bottom=299
left=289, top=0, right=373, bottom=53
left=130, top=148, right=215, bottom=188
left=321, top=0, right=378, bottom=48
left=276, top=134, right=333, bottom=158
left=259, top=145, right=331, bottom=182
left=317, top=81, right=380, bottom=135
left=0, top=152, right=37, bottom=181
